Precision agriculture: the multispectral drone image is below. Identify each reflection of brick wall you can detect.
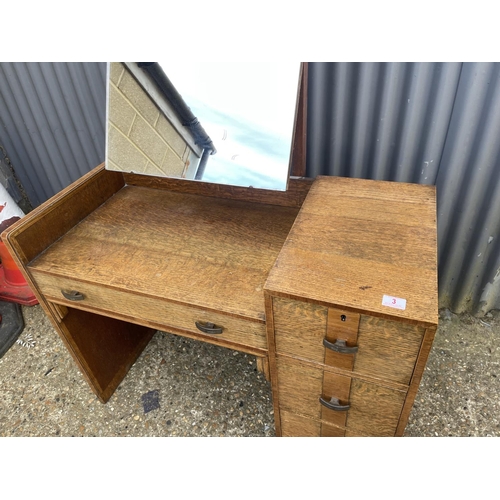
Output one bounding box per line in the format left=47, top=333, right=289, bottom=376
left=107, top=63, right=196, bottom=178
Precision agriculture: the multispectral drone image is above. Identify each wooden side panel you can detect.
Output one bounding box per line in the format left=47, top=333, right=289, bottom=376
left=396, top=325, right=438, bottom=435
left=46, top=301, right=69, bottom=322
left=281, top=410, right=322, bottom=437
left=2, top=164, right=124, bottom=264
left=58, top=308, right=155, bottom=403
left=30, top=271, right=267, bottom=351
left=346, top=379, right=406, bottom=437
left=273, top=297, right=327, bottom=363
left=264, top=293, right=283, bottom=437
left=255, top=356, right=270, bottom=381
left=0, top=163, right=152, bottom=404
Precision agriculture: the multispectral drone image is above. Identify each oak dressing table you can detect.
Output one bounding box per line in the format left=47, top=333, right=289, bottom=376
left=2, top=165, right=437, bottom=437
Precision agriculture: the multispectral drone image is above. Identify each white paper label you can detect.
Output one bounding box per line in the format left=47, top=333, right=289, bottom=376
left=382, top=295, right=406, bottom=310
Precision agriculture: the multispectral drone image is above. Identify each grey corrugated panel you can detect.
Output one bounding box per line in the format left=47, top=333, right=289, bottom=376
left=0, top=62, right=106, bottom=207
left=306, top=62, right=500, bottom=314
left=307, top=62, right=462, bottom=183
left=435, top=62, right=500, bottom=314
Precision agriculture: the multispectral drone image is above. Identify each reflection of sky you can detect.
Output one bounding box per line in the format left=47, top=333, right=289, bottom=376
left=158, top=62, right=300, bottom=190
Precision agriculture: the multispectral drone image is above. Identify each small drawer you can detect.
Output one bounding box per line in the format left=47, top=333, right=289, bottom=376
left=277, top=358, right=407, bottom=437
left=272, top=297, right=425, bottom=385
left=30, top=271, right=267, bottom=351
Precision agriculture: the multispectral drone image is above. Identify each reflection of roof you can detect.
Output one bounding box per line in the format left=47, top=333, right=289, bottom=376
left=143, top=61, right=299, bottom=187
left=137, top=62, right=216, bottom=155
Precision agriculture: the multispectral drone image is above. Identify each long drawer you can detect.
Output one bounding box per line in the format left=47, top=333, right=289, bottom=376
left=277, top=357, right=407, bottom=437
left=30, top=271, right=267, bottom=351
left=272, top=296, right=425, bottom=385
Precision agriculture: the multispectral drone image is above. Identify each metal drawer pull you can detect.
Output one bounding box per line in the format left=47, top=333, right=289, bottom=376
left=61, top=290, right=85, bottom=301
left=319, top=396, right=350, bottom=411
left=195, top=321, right=223, bottom=334
left=323, top=338, right=358, bottom=354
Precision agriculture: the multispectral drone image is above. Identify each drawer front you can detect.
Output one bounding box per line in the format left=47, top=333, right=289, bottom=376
left=277, top=358, right=407, bottom=437
left=31, top=271, right=267, bottom=350
left=273, top=297, right=425, bottom=385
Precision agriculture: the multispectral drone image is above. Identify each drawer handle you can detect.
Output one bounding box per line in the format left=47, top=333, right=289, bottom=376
left=319, top=396, right=350, bottom=412
left=195, top=321, right=223, bottom=334
left=61, top=290, right=85, bottom=301
left=323, top=338, right=358, bottom=354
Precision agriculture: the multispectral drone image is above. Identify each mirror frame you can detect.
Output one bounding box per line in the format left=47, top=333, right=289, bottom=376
left=289, top=62, right=308, bottom=179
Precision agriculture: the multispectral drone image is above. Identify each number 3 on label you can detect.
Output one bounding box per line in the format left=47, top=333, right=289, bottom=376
left=382, top=295, right=407, bottom=310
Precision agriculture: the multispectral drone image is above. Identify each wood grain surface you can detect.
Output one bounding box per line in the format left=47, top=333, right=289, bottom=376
left=280, top=411, right=346, bottom=437
left=272, top=296, right=425, bottom=385
left=276, top=356, right=406, bottom=436
left=277, top=357, right=324, bottom=420
left=395, top=325, right=438, bottom=435
left=354, top=315, right=425, bottom=385
left=3, top=164, right=124, bottom=265
left=346, top=378, right=406, bottom=436
left=272, top=296, right=328, bottom=361
left=280, top=410, right=323, bottom=437
left=29, top=185, right=299, bottom=322
left=265, top=175, right=438, bottom=325
left=263, top=291, right=283, bottom=436
left=321, top=422, right=346, bottom=437
left=58, top=307, right=155, bottom=403
left=123, top=172, right=313, bottom=208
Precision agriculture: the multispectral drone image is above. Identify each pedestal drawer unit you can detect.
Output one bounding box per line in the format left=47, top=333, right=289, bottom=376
left=264, top=176, right=438, bottom=437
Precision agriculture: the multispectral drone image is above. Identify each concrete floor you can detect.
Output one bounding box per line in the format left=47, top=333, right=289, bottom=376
left=0, top=304, right=499, bottom=437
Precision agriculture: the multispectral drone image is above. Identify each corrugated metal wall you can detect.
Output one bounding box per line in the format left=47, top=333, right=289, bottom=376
left=307, top=62, right=463, bottom=184
left=0, top=62, right=106, bottom=207
left=306, top=62, right=500, bottom=315
left=0, top=61, right=499, bottom=315
left=435, top=63, right=500, bottom=315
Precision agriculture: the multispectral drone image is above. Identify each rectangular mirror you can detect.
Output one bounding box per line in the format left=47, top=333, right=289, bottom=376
left=105, top=62, right=303, bottom=191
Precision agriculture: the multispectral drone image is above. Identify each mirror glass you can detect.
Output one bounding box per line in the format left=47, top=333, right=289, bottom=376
left=106, top=62, right=301, bottom=190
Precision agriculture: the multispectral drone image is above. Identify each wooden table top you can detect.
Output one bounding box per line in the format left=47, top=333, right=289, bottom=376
left=265, top=176, right=438, bottom=326
left=30, top=185, right=299, bottom=322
